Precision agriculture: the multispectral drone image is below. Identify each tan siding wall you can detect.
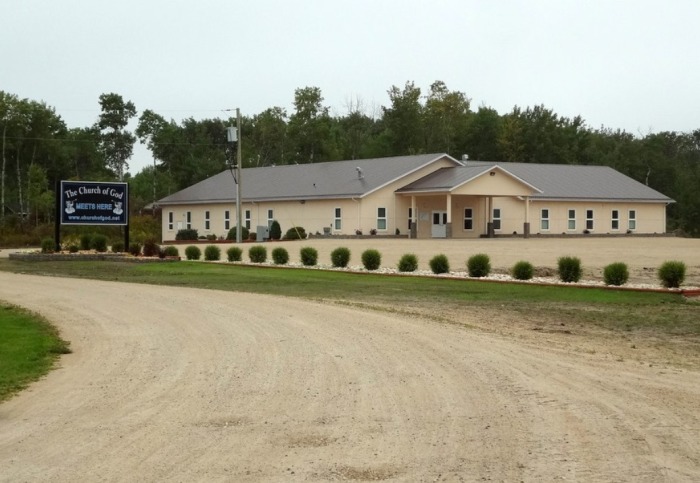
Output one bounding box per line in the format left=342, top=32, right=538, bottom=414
left=452, top=170, right=534, bottom=196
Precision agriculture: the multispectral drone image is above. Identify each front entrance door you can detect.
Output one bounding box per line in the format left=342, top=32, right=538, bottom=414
left=431, top=211, right=447, bottom=238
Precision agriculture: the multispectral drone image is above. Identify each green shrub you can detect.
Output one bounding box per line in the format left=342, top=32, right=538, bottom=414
left=163, top=245, right=179, bottom=257
left=603, top=262, right=629, bottom=286
left=361, top=249, right=382, bottom=271
left=330, top=247, right=351, bottom=268
left=658, top=260, right=686, bottom=288
left=185, top=245, right=201, bottom=261
left=111, top=241, right=125, bottom=253
left=300, top=246, right=318, bottom=266
left=226, top=246, right=242, bottom=262
left=397, top=253, right=418, bottom=272
left=91, top=234, right=108, bottom=253
left=80, top=234, right=92, bottom=251
left=143, top=238, right=160, bottom=257
left=175, top=228, right=199, bottom=241
left=272, top=247, right=289, bottom=265
left=248, top=245, right=267, bottom=263
left=558, top=256, right=582, bottom=283
left=41, top=238, right=55, bottom=254
left=467, top=253, right=491, bottom=278
left=68, top=244, right=80, bottom=253
left=128, top=243, right=142, bottom=257
left=284, top=226, right=307, bottom=240
left=226, top=226, right=249, bottom=241
left=511, top=260, right=534, bottom=280
left=429, top=254, right=450, bottom=274
left=269, top=220, right=282, bottom=240
left=204, top=245, right=221, bottom=261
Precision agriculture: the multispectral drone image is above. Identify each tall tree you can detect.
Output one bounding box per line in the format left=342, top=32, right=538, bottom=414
left=96, top=93, right=137, bottom=181
left=423, top=81, right=471, bottom=155
left=382, top=81, right=424, bottom=155
left=287, top=87, right=335, bottom=164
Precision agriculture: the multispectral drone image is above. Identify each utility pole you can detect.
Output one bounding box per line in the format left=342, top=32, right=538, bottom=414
left=225, top=108, right=243, bottom=243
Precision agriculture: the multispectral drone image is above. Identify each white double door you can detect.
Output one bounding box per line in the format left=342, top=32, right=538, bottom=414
left=431, top=211, right=447, bottom=238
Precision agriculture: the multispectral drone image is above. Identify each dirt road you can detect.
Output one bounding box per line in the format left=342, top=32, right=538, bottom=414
left=1, top=272, right=699, bottom=481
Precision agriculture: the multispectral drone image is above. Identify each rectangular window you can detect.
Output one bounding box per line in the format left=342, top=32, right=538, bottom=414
left=567, top=209, right=576, bottom=231
left=168, top=212, right=174, bottom=230
left=540, top=208, right=550, bottom=231
left=408, top=208, right=413, bottom=230
left=463, top=208, right=473, bottom=230
left=204, top=211, right=210, bottom=230
left=629, top=210, right=636, bottom=231
left=611, top=210, right=619, bottom=231
left=334, top=207, right=342, bottom=230
left=492, top=208, right=501, bottom=230
left=377, top=207, right=387, bottom=230
left=245, top=210, right=251, bottom=230
left=586, top=209, right=594, bottom=231
left=224, top=210, right=230, bottom=231
left=267, top=209, right=274, bottom=228
left=186, top=211, right=192, bottom=229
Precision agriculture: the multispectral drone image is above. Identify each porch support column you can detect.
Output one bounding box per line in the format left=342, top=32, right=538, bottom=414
left=445, top=193, right=452, bottom=238
left=523, top=196, right=531, bottom=238
left=410, top=196, right=417, bottom=238
left=486, top=196, right=494, bottom=238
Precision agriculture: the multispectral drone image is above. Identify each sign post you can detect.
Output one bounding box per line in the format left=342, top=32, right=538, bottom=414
left=56, top=181, right=129, bottom=251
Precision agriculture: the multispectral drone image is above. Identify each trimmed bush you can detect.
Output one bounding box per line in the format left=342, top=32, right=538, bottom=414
left=361, top=249, right=382, bottom=271
left=558, top=256, right=582, bottom=283
left=226, top=226, right=249, bottom=241
left=226, top=246, right=242, bottom=262
left=429, top=254, right=450, bottom=274
left=163, top=245, right=179, bottom=257
left=603, top=262, right=629, bottom=286
left=91, top=234, right=108, bottom=252
left=658, top=260, right=686, bottom=288
left=269, top=220, right=282, bottom=240
left=41, top=238, right=55, bottom=254
left=284, top=226, right=307, bottom=240
left=128, top=242, right=142, bottom=257
left=111, top=241, right=125, bottom=253
left=272, top=247, right=289, bottom=265
left=330, top=247, right=351, bottom=268
left=185, top=245, right=201, bottom=260
left=248, top=245, right=267, bottom=263
left=467, top=253, right=491, bottom=278
left=511, top=260, right=534, bottom=280
left=300, top=246, right=319, bottom=266
left=143, top=238, right=160, bottom=257
left=68, top=244, right=80, bottom=253
left=204, top=245, right=221, bottom=261
left=175, top=228, right=199, bottom=241
left=398, top=253, right=418, bottom=272
left=80, top=234, right=92, bottom=251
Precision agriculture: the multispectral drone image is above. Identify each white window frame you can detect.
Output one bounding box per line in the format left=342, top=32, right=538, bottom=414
left=377, top=207, right=387, bottom=231
left=186, top=211, right=192, bottom=230
left=168, top=211, right=174, bottom=230
left=334, top=207, right=342, bottom=230
left=540, top=208, right=550, bottom=231
left=628, top=210, right=637, bottom=231
left=567, top=209, right=576, bottom=231
left=245, top=210, right=251, bottom=230
left=611, top=209, right=619, bottom=231
left=224, top=210, right=230, bottom=231
left=492, top=208, right=501, bottom=231
left=463, top=207, right=474, bottom=231
left=204, top=210, right=210, bottom=231
left=267, top=209, right=274, bottom=229
left=586, top=209, right=594, bottom=231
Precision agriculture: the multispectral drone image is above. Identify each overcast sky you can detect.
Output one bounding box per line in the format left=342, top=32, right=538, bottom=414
left=3, top=0, right=699, bottom=172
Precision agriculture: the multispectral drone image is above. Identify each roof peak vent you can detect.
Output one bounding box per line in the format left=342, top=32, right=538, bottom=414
left=356, top=167, right=364, bottom=179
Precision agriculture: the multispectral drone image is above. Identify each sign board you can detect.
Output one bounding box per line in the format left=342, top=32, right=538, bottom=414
left=60, top=181, right=128, bottom=226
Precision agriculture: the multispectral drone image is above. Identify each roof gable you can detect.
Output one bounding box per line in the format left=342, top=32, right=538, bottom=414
left=157, top=153, right=461, bottom=205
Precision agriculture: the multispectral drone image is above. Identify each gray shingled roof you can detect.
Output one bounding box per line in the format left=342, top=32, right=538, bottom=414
left=397, top=161, right=673, bottom=202
left=157, top=153, right=460, bottom=205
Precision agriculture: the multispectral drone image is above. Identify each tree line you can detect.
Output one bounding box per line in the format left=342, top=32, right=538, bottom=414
left=1, top=81, right=699, bottom=237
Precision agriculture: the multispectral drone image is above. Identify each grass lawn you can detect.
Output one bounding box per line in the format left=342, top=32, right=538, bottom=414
left=0, top=303, right=71, bottom=402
